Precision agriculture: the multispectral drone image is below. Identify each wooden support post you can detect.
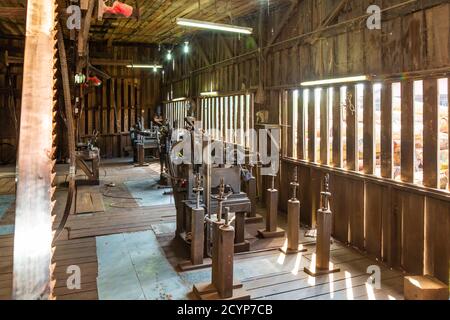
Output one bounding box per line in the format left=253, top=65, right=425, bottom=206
left=423, top=79, right=439, bottom=188
left=13, top=0, right=56, bottom=300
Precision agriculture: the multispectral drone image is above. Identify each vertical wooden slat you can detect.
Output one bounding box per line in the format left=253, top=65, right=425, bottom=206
left=87, top=90, right=93, bottom=135
left=425, top=197, right=449, bottom=284
left=381, top=83, right=393, bottom=178
left=346, top=85, right=357, bottom=170
left=363, top=83, right=375, bottom=174
left=349, top=178, right=365, bottom=249
left=365, top=182, right=384, bottom=259
left=297, top=90, right=305, bottom=160
left=307, top=88, right=316, bottom=162
left=423, top=79, right=439, bottom=188
left=332, top=86, right=342, bottom=167
left=102, top=82, right=108, bottom=134
left=330, top=174, right=349, bottom=244
left=286, top=91, right=292, bottom=157
left=109, top=79, right=116, bottom=134
left=117, top=79, right=123, bottom=133
left=401, top=192, right=425, bottom=275
left=320, top=88, right=329, bottom=165
left=401, top=80, right=414, bottom=183
left=130, top=81, right=136, bottom=127
left=123, top=79, right=129, bottom=132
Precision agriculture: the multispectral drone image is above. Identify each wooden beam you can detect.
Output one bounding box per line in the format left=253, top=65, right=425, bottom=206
left=401, top=80, right=414, bottom=183
left=90, top=58, right=132, bottom=66
left=381, top=83, right=393, bottom=179
left=263, top=0, right=298, bottom=57
left=13, top=0, right=56, bottom=300
left=218, top=34, right=233, bottom=59
left=297, top=90, right=305, bottom=160
left=363, top=83, right=375, bottom=174
left=194, top=38, right=211, bottom=66
left=307, top=88, right=316, bottom=162
left=0, top=7, right=26, bottom=18
left=78, top=0, right=95, bottom=58
left=423, top=79, right=439, bottom=188
left=320, top=88, right=329, bottom=165
left=346, top=85, right=357, bottom=171
left=332, top=87, right=342, bottom=168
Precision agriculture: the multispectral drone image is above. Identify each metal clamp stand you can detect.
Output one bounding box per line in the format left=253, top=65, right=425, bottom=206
left=257, top=175, right=285, bottom=238
left=280, top=168, right=307, bottom=254
left=304, top=174, right=340, bottom=276
left=193, top=207, right=251, bottom=300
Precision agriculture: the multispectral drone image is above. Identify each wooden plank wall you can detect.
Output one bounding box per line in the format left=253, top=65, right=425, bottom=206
left=0, top=38, right=23, bottom=164
left=80, top=44, right=161, bottom=158
left=279, top=70, right=449, bottom=285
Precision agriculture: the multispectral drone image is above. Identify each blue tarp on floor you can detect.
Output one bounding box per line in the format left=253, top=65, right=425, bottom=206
left=0, top=195, right=14, bottom=220
left=124, top=179, right=174, bottom=207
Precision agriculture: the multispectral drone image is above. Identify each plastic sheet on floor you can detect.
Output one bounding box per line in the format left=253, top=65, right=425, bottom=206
left=124, top=179, right=174, bottom=207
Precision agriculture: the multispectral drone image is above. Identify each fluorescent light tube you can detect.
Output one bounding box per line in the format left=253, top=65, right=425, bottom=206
left=126, top=64, right=163, bottom=69
left=200, top=91, right=219, bottom=97
left=172, top=97, right=187, bottom=102
left=301, top=75, right=369, bottom=87
left=177, top=18, right=253, bottom=35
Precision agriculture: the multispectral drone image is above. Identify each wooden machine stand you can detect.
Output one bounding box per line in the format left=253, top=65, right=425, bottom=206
left=258, top=175, right=285, bottom=238
left=244, top=166, right=263, bottom=224
left=304, top=174, right=340, bottom=276
left=75, top=148, right=100, bottom=185
left=178, top=175, right=206, bottom=270
left=280, top=170, right=307, bottom=254
left=135, top=143, right=149, bottom=167
left=193, top=208, right=251, bottom=300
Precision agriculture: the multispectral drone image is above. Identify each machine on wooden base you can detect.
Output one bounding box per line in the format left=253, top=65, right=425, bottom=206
left=280, top=169, right=307, bottom=255
left=75, top=145, right=100, bottom=186
left=193, top=207, right=251, bottom=300
left=304, top=174, right=340, bottom=276
left=134, top=143, right=149, bottom=167
left=178, top=174, right=206, bottom=270
left=244, top=165, right=263, bottom=224
left=258, top=175, right=285, bottom=239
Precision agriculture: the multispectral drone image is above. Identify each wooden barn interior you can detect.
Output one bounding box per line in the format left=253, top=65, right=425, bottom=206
left=0, top=0, right=449, bottom=301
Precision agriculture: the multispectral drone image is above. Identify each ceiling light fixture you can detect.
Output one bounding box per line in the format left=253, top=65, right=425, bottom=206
left=200, top=91, right=219, bottom=97
left=176, top=18, right=253, bottom=35
left=166, top=50, right=173, bottom=61
left=301, top=75, right=369, bottom=87
left=126, top=64, right=163, bottom=69
left=183, top=42, right=190, bottom=54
